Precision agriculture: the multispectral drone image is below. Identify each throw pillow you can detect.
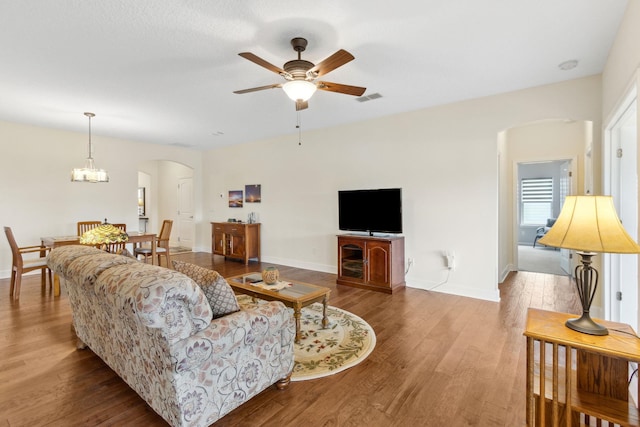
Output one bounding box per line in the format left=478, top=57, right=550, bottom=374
left=172, top=260, right=240, bottom=319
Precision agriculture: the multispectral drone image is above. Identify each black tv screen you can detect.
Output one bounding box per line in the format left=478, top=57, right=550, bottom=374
left=338, top=188, right=403, bottom=235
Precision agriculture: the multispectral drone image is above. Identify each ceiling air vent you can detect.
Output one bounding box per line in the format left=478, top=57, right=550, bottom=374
left=355, top=93, right=382, bottom=103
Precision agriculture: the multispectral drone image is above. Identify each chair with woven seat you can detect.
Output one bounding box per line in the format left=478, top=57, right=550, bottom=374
left=77, top=221, right=101, bottom=236
left=4, top=226, right=52, bottom=299
left=135, top=220, right=173, bottom=268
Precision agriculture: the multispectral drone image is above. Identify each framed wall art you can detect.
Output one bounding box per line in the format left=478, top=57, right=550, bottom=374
left=245, top=184, right=261, bottom=203
left=229, top=190, right=243, bottom=208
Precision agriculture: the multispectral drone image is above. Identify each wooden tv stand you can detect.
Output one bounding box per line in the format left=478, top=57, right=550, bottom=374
left=336, top=234, right=405, bottom=293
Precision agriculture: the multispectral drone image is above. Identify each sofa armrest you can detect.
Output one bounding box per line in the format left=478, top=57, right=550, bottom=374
left=172, top=300, right=295, bottom=372
left=190, top=301, right=293, bottom=347
left=167, top=301, right=295, bottom=425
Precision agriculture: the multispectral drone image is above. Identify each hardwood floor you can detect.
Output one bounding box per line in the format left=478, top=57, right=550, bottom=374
left=0, top=252, right=580, bottom=426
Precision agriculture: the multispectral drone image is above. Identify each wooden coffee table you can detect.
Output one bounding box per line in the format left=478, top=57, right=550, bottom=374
left=226, top=273, right=331, bottom=343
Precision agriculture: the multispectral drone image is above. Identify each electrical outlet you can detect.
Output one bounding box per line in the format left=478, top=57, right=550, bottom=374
left=445, top=250, right=455, bottom=270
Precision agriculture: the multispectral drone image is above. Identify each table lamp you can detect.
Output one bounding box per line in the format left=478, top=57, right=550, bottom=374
left=80, top=221, right=128, bottom=249
left=538, top=195, right=640, bottom=335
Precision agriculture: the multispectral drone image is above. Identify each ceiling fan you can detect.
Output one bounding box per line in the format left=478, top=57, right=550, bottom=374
left=234, top=37, right=366, bottom=111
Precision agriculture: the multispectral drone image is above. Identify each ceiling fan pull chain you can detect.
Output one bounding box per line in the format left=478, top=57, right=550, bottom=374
left=297, top=111, right=302, bottom=145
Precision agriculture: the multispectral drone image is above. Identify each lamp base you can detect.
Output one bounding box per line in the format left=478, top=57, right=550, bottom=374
left=566, top=314, right=608, bottom=336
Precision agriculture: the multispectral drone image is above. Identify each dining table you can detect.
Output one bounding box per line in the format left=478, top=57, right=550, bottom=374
left=40, top=231, right=157, bottom=297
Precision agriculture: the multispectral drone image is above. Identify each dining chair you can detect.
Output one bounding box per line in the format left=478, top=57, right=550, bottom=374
left=134, top=220, right=173, bottom=267
left=4, top=226, right=52, bottom=299
left=77, top=221, right=101, bottom=236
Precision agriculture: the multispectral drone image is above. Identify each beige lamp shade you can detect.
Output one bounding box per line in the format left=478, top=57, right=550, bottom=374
left=538, top=195, right=640, bottom=254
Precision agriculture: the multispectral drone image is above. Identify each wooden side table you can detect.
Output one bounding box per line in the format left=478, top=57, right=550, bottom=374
left=524, top=308, right=640, bottom=426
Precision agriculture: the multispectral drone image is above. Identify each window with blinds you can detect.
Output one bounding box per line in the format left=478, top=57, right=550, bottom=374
left=521, top=178, right=553, bottom=225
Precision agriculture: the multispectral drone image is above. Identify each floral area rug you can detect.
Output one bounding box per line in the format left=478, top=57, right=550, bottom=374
left=237, top=295, right=376, bottom=381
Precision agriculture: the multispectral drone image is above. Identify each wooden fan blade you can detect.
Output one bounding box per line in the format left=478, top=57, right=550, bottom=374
left=238, top=52, right=285, bottom=75
left=233, top=83, right=282, bottom=94
left=295, top=100, right=308, bottom=111
left=308, top=50, right=354, bottom=77
left=316, top=81, right=366, bottom=96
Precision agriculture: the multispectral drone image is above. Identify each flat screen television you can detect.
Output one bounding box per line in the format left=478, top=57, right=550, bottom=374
left=338, top=188, right=403, bottom=235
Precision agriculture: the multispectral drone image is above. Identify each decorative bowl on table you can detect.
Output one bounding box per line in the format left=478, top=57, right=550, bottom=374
left=261, top=267, right=279, bottom=285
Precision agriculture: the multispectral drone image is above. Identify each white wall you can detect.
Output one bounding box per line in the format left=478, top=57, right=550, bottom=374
left=0, top=120, right=202, bottom=278
left=0, top=72, right=607, bottom=303
left=205, top=75, right=602, bottom=302
left=602, top=1, right=640, bottom=118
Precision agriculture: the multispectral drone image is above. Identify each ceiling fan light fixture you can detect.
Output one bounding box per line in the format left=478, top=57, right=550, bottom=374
left=235, top=38, right=363, bottom=111
left=282, top=80, right=317, bottom=102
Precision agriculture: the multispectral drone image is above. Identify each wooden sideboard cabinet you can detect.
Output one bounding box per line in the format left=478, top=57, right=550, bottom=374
left=211, top=222, right=260, bottom=265
left=336, top=234, right=405, bottom=293
left=524, top=308, right=640, bottom=426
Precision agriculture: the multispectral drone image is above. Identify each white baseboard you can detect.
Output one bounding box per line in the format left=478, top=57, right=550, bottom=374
left=500, top=264, right=515, bottom=283
left=0, top=268, right=40, bottom=280
left=260, top=256, right=335, bottom=274
left=406, top=277, right=501, bottom=302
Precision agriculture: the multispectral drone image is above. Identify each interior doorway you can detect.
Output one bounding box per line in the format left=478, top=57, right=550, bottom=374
left=137, top=171, right=151, bottom=232
left=177, top=177, right=195, bottom=249
left=516, top=160, right=571, bottom=276
left=138, top=160, right=195, bottom=251
left=502, top=118, right=588, bottom=280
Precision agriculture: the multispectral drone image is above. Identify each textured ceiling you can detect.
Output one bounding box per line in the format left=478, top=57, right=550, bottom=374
left=0, top=0, right=629, bottom=150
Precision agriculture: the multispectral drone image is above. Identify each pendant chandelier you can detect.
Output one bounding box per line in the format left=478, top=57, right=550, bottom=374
left=71, top=112, right=109, bottom=183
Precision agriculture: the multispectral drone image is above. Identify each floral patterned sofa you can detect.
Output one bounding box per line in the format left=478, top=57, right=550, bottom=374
left=47, top=245, right=295, bottom=427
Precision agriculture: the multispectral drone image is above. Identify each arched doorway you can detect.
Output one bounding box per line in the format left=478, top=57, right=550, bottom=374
left=500, top=118, right=591, bottom=277
left=138, top=160, right=195, bottom=251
